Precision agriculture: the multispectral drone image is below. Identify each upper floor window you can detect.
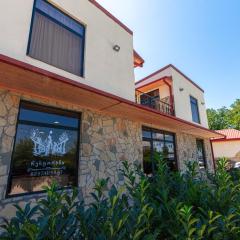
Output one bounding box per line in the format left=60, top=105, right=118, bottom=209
left=190, top=96, right=200, bottom=123
left=27, top=0, right=85, bottom=76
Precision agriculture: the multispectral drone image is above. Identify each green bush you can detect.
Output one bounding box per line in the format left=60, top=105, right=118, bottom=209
left=1, top=157, right=240, bottom=240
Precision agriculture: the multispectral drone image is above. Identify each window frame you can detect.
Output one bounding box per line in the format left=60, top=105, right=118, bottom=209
left=142, top=126, right=178, bottom=174
left=27, top=0, right=86, bottom=77
left=196, top=139, right=207, bottom=170
left=190, top=95, right=201, bottom=124
left=6, top=100, right=81, bottom=198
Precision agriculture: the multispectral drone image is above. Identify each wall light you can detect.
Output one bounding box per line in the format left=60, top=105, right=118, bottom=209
left=179, top=88, right=184, bottom=92
left=113, top=45, right=120, bottom=52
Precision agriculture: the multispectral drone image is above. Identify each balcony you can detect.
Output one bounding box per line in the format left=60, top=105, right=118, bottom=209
left=135, top=89, right=175, bottom=116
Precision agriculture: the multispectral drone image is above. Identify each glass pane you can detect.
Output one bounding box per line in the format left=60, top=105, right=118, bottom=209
left=197, top=140, right=206, bottom=169
left=142, top=127, right=177, bottom=173
left=36, top=0, right=84, bottom=36
left=152, top=141, right=165, bottom=171
left=29, top=12, right=83, bottom=76
left=152, top=132, right=164, bottom=140
left=153, top=141, right=164, bottom=153
left=146, top=89, right=159, bottom=98
left=143, top=141, right=152, bottom=174
left=8, top=103, right=79, bottom=196
left=165, top=142, right=175, bottom=153
left=142, top=129, right=151, bottom=139
left=140, top=95, right=152, bottom=107
left=165, top=134, right=174, bottom=142
left=19, top=107, right=79, bottom=128
left=190, top=97, right=200, bottom=123
left=167, top=159, right=178, bottom=171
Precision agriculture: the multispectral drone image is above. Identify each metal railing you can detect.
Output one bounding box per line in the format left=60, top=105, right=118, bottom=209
left=135, top=90, right=174, bottom=116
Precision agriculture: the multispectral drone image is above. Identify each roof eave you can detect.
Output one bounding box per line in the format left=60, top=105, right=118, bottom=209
left=0, top=54, right=222, bottom=139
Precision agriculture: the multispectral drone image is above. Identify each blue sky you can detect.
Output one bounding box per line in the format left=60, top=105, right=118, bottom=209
left=98, top=0, right=240, bottom=109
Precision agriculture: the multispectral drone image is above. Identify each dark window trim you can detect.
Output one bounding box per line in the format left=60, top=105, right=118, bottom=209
left=196, top=139, right=207, bottom=169
left=18, top=120, right=79, bottom=131
left=190, top=95, right=201, bottom=124
left=35, top=9, right=84, bottom=38
left=21, top=101, right=80, bottom=119
left=6, top=100, right=81, bottom=198
left=26, top=0, right=86, bottom=77
left=142, top=126, right=178, bottom=173
left=35, top=0, right=85, bottom=36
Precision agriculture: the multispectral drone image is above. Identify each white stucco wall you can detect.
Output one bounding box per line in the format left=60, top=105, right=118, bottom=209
left=0, top=0, right=135, bottom=101
left=135, top=66, right=208, bottom=128
left=171, top=67, right=208, bottom=128
left=212, top=141, right=240, bottom=159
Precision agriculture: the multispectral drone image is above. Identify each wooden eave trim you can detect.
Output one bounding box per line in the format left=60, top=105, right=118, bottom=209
left=0, top=54, right=224, bottom=139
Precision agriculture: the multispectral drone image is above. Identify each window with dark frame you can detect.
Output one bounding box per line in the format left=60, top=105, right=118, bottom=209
left=196, top=139, right=207, bottom=170
left=142, top=127, right=177, bottom=174
left=190, top=96, right=200, bottom=123
left=140, top=89, right=160, bottom=109
left=7, top=101, right=80, bottom=197
left=27, top=0, right=85, bottom=76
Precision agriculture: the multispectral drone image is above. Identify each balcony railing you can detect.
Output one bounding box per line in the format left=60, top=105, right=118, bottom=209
left=136, top=90, right=174, bottom=116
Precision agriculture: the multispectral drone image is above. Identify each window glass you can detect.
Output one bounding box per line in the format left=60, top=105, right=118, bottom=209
left=165, top=134, right=174, bottom=142
left=19, top=106, right=79, bottom=128
left=196, top=139, right=206, bottom=169
left=190, top=96, right=200, bottom=123
left=142, top=127, right=177, bottom=174
left=8, top=102, right=80, bottom=196
left=35, top=0, right=84, bottom=36
left=152, top=132, right=164, bottom=140
left=165, top=142, right=175, bottom=154
left=142, top=129, right=152, bottom=139
left=153, top=141, right=164, bottom=153
left=28, top=0, right=85, bottom=76
left=143, top=141, right=152, bottom=175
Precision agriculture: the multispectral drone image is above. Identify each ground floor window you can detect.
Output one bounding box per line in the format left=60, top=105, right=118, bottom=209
left=196, top=139, right=206, bottom=169
left=142, top=127, right=177, bottom=174
left=7, top=101, right=80, bottom=196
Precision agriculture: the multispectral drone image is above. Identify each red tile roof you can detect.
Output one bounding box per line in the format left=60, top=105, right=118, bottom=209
left=212, top=129, right=240, bottom=141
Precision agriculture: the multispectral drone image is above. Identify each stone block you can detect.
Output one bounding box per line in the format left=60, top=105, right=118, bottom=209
left=0, top=118, right=6, bottom=127
left=0, top=165, right=7, bottom=176
left=1, top=135, right=13, bottom=153
left=0, top=102, right=7, bottom=117
left=4, top=126, right=16, bottom=137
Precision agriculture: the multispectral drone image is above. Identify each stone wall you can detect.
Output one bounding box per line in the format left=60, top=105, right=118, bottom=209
left=0, top=89, right=214, bottom=221
left=176, top=132, right=214, bottom=172
left=0, top=90, right=19, bottom=200
left=0, top=89, right=142, bottom=219
left=79, top=110, right=142, bottom=199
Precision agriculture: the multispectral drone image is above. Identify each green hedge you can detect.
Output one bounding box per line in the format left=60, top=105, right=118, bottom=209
left=1, top=158, right=240, bottom=240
